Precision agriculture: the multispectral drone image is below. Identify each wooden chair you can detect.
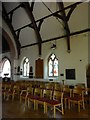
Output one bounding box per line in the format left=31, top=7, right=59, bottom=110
left=63, top=85, right=72, bottom=108
left=2, top=83, right=11, bottom=100
left=54, top=83, right=63, bottom=91
left=84, top=88, right=90, bottom=104
left=27, top=87, right=42, bottom=110
left=45, top=83, right=54, bottom=90
left=6, top=85, right=19, bottom=101
left=20, top=86, right=33, bottom=104
left=45, top=90, right=64, bottom=118
left=68, top=88, right=85, bottom=112
left=19, top=86, right=33, bottom=111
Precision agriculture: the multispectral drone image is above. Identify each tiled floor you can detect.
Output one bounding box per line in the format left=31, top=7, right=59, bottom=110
left=2, top=99, right=90, bottom=119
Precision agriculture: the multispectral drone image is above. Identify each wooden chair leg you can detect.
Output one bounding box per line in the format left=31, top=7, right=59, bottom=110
left=78, top=102, right=80, bottom=112
left=36, top=101, right=38, bottom=110
left=83, top=100, right=85, bottom=109
left=4, top=93, right=6, bottom=100
left=68, top=100, right=70, bottom=109
left=25, top=98, right=27, bottom=106
left=34, top=100, right=36, bottom=110
left=62, top=104, right=64, bottom=114
left=65, top=99, right=67, bottom=108
left=54, top=106, right=56, bottom=118
left=28, top=99, right=30, bottom=108
left=12, top=94, right=14, bottom=101
left=44, top=102, right=46, bottom=114
left=45, top=104, right=47, bottom=113
left=20, top=96, right=22, bottom=103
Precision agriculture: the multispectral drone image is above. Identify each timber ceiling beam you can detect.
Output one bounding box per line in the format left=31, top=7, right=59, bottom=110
left=21, top=2, right=42, bottom=56
left=21, top=28, right=90, bottom=48
left=2, top=4, right=21, bottom=57
left=31, top=0, right=35, bottom=12
left=15, top=2, right=82, bottom=33
left=57, top=1, right=71, bottom=53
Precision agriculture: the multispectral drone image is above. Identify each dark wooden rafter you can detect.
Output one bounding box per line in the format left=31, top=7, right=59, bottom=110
left=2, top=4, right=21, bottom=57
left=57, top=2, right=71, bottom=53
left=21, top=28, right=90, bottom=48
left=4, top=1, right=86, bottom=52
left=31, top=0, right=35, bottom=11
left=21, top=2, right=42, bottom=56
left=9, top=11, right=14, bottom=23
left=16, top=29, right=21, bottom=40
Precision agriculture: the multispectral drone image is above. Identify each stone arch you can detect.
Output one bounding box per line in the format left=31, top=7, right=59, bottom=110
left=2, top=29, right=18, bottom=59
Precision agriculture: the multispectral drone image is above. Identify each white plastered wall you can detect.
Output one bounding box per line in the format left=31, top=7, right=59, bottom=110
left=19, top=32, right=88, bottom=86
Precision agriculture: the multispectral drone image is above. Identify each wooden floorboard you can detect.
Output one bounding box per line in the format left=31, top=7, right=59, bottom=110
left=2, top=99, right=90, bottom=119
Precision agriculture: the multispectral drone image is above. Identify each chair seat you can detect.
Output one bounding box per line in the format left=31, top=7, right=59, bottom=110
left=84, top=94, right=90, bottom=98
left=21, top=94, right=26, bottom=97
left=27, top=95, right=39, bottom=100
left=69, top=96, right=82, bottom=101
left=8, top=91, right=13, bottom=94
left=36, top=97, right=48, bottom=102
left=64, top=94, right=70, bottom=98
left=45, top=99, right=60, bottom=105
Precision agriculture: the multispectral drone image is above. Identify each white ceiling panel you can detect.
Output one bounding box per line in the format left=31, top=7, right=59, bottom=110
left=19, top=27, right=37, bottom=46
left=12, top=7, right=31, bottom=30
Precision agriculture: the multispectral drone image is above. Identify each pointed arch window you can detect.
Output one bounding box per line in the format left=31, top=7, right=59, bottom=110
left=23, top=58, right=29, bottom=77
left=48, top=54, right=58, bottom=77
left=1, top=58, right=11, bottom=78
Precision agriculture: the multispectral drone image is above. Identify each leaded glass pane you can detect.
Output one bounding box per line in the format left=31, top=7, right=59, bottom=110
left=48, top=54, right=58, bottom=77
left=54, top=58, right=58, bottom=76
left=51, top=54, right=55, bottom=60
left=49, top=59, right=53, bottom=76
left=23, top=58, right=29, bottom=77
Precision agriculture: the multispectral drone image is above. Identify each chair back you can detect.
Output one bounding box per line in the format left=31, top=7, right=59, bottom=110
left=53, top=90, right=64, bottom=103
left=43, top=89, right=52, bottom=100
left=27, top=86, right=33, bottom=95
left=34, top=87, right=42, bottom=97
left=73, top=88, right=84, bottom=99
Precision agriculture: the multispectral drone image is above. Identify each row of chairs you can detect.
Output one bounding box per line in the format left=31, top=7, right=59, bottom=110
left=2, top=82, right=90, bottom=118
left=20, top=85, right=86, bottom=117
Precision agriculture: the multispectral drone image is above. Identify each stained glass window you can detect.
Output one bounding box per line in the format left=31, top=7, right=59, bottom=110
left=48, top=54, right=58, bottom=77
left=23, top=58, right=29, bottom=77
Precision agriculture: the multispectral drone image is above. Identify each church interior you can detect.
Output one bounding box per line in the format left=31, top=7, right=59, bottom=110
left=0, top=0, right=90, bottom=119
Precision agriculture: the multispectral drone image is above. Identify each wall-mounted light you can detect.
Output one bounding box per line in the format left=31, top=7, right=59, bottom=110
left=51, top=43, right=56, bottom=49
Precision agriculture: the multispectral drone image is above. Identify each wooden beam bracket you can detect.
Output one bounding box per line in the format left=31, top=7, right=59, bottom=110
left=66, top=4, right=77, bottom=21
left=53, top=13, right=64, bottom=21
left=37, top=19, right=44, bottom=31
left=9, top=11, right=14, bottom=23
left=16, top=29, right=21, bottom=40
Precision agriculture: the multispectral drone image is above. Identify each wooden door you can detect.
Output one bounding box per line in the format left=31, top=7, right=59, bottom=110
left=35, top=58, right=43, bottom=78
